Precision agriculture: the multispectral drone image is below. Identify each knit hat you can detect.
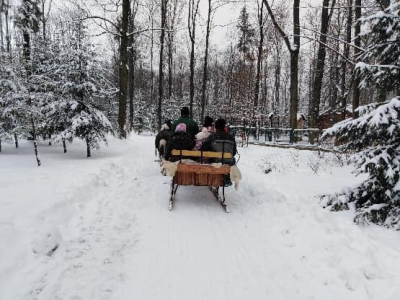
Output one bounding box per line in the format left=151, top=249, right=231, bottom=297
left=175, top=123, right=187, bottom=132
left=215, top=118, right=226, bottom=130
left=203, top=116, right=213, bottom=127
left=181, top=106, right=190, bottom=117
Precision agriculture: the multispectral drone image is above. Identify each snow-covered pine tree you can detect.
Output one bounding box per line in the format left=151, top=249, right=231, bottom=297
left=323, top=97, right=400, bottom=229
left=356, top=2, right=400, bottom=97
left=0, top=52, right=31, bottom=150
left=47, top=11, right=114, bottom=157
left=14, top=0, right=42, bottom=166
left=322, top=3, right=400, bottom=230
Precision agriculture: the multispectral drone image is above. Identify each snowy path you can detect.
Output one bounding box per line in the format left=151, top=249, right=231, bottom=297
left=1, top=134, right=400, bottom=300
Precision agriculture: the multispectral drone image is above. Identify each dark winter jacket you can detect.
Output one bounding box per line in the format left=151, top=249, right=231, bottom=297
left=201, top=130, right=237, bottom=165
left=155, top=128, right=172, bottom=149
left=171, top=117, right=199, bottom=137
left=164, top=132, right=196, bottom=162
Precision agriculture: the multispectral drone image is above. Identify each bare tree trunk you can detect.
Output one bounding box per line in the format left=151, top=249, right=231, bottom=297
left=290, top=0, right=300, bottom=130
left=167, top=41, right=173, bottom=100
left=0, top=0, right=4, bottom=50
left=264, top=0, right=300, bottom=130
left=62, top=138, right=67, bottom=153
left=309, top=0, right=335, bottom=142
left=376, top=0, right=395, bottom=103
left=128, top=1, right=137, bottom=131
left=117, top=0, right=130, bottom=138
left=200, top=0, right=211, bottom=123
left=4, top=0, right=11, bottom=56
left=254, top=1, right=265, bottom=110
left=31, top=117, right=41, bottom=166
left=86, top=137, right=91, bottom=158
left=158, top=0, right=168, bottom=129
left=340, top=0, right=352, bottom=121
left=150, top=12, right=154, bottom=104
left=188, top=0, right=200, bottom=118
left=274, top=45, right=281, bottom=113
left=0, top=139, right=2, bottom=152
left=352, top=0, right=362, bottom=115
left=166, top=0, right=179, bottom=100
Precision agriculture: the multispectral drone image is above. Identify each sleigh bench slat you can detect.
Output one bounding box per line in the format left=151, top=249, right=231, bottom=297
left=171, top=149, right=232, bottom=159
left=177, top=164, right=230, bottom=174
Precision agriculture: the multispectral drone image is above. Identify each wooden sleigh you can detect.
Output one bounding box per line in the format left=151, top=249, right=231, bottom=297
left=169, top=149, right=233, bottom=212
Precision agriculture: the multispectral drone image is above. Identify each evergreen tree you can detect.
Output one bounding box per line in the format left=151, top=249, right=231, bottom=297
left=46, top=14, right=114, bottom=157
left=237, top=6, right=255, bottom=60
left=356, top=2, right=400, bottom=95
left=322, top=97, right=400, bottom=229
left=322, top=3, right=400, bottom=230
left=0, top=53, right=31, bottom=148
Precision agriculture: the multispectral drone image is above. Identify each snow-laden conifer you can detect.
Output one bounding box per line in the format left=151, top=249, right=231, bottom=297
left=46, top=12, right=115, bottom=157
left=355, top=3, right=400, bottom=94
left=322, top=97, right=400, bottom=229
left=322, top=3, right=400, bottom=230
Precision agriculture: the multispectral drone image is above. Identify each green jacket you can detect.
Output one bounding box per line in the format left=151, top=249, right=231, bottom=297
left=172, top=117, right=199, bottom=137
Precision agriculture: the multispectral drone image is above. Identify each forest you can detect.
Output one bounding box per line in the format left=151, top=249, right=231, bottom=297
left=0, top=0, right=399, bottom=228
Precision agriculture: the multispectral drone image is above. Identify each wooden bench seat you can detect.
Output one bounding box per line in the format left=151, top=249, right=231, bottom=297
left=171, top=149, right=232, bottom=159
left=171, top=149, right=231, bottom=186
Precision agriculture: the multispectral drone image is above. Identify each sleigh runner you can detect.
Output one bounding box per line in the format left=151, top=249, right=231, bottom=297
left=166, top=149, right=235, bottom=212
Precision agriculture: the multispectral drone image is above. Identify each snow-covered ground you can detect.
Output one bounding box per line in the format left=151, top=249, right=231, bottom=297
left=1, top=133, right=400, bottom=300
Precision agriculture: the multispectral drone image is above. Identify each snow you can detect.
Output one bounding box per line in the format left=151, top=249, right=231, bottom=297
left=1, top=133, right=400, bottom=300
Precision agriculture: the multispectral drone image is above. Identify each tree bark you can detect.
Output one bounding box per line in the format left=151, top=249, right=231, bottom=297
left=200, top=0, right=212, bottom=123
left=274, top=45, right=281, bottom=113
left=86, top=137, right=91, bottom=158
left=0, top=0, right=4, bottom=50
left=188, top=0, right=200, bottom=118
left=128, top=2, right=137, bottom=131
left=31, top=117, right=41, bottom=166
left=62, top=138, right=67, bottom=153
left=157, top=0, right=168, bottom=130
left=167, top=0, right=178, bottom=100
left=4, top=0, right=11, bottom=55
left=117, top=0, right=130, bottom=138
left=263, top=0, right=300, bottom=129
left=150, top=11, right=154, bottom=104
left=341, top=0, right=352, bottom=121
left=352, top=0, right=361, bottom=115
left=254, top=1, right=265, bottom=110
left=309, top=0, right=335, bottom=142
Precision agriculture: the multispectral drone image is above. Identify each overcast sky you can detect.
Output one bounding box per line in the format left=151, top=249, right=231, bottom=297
left=201, top=0, right=323, bottom=50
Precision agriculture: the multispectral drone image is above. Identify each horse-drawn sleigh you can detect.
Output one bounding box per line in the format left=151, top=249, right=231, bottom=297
left=162, top=148, right=240, bottom=212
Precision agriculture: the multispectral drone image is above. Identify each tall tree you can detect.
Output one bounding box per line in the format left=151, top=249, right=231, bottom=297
left=188, top=0, right=200, bottom=118
left=128, top=0, right=138, bottom=131
left=157, top=0, right=168, bottom=130
left=338, top=0, right=352, bottom=121
left=200, top=0, right=212, bottom=123
left=254, top=0, right=266, bottom=110
left=15, top=0, right=41, bottom=166
left=309, top=0, right=335, bottom=139
left=263, top=0, right=300, bottom=129
left=352, top=0, right=361, bottom=116
left=355, top=0, right=399, bottom=98
left=117, top=0, right=130, bottom=138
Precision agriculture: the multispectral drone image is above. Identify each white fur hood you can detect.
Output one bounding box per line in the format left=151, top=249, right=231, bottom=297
left=195, top=128, right=210, bottom=141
